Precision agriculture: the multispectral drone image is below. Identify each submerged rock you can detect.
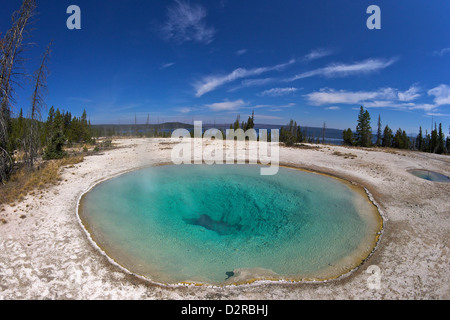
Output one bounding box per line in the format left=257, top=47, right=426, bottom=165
left=184, top=214, right=241, bottom=235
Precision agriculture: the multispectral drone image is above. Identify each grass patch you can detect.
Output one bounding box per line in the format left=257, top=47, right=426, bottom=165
left=0, top=155, right=84, bottom=207
left=332, top=151, right=357, bottom=159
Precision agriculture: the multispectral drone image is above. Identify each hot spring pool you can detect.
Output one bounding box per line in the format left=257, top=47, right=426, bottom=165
left=408, top=169, right=450, bottom=183
left=79, top=164, right=383, bottom=285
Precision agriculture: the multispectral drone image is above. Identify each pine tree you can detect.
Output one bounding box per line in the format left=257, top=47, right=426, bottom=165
left=232, top=114, right=240, bottom=130
left=437, top=123, right=445, bottom=154
left=342, top=128, right=354, bottom=146
left=416, top=126, right=423, bottom=151
left=45, top=106, right=55, bottom=145
left=446, top=136, right=450, bottom=153
left=280, top=119, right=299, bottom=146
left=355, top=106, right=372, bottom=147
left=430, top=124, right=438, bottom=153
left=376, top=114, right=382, bottom=147
left=80, top=109, right=91, bottom=142
left=296, top=125, right=303, bottom=143
left=402, top=130, right=410, bottom=149
left=424, top=129, right=431, bottom=152
left=382, top=125, right=393, bottom=147
left=44, top=108, right=66, bottom=159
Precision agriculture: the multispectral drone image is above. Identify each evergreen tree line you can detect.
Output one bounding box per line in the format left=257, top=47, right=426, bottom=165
left=42, top=107, right=93, bottom=159
left=342, top=106, right=449, bottom=154
left=8, top=106, right=93, bottom=160
left=229, top=111, right=255, bottom=132
left=279, top=120, right=328, bottom=146
left=278, top=106, right=449, bottom=154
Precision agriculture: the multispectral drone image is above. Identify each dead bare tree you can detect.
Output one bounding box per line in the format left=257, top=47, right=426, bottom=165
left=322, top=121, right=326, bottom=144
left=0, top=0, right=36, bottom=182
left=25, top=41, right=52, bottom=168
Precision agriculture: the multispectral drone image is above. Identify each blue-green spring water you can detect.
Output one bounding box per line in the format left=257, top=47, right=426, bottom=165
left=408, top=169, right=450, bottom=183
left=79, top=165, right=382, bottom=285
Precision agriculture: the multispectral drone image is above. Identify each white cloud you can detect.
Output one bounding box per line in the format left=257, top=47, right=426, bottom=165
left=228, top=78, right=275, bottom=92
left=236, top=49, right=248, bottom=56
left=426, top=112, right=450, bottom=117
left=194, top=59, right=295, bottom=97
left=305, top=84, right=450, bottom=113
left=433, top=48, right=450, bottom=56
left=303, top=48, right=334, bottom=62
left=240, top=78, right=274, bottom=87
left=252, top=103, right=295, bottom=112
left=260, top=87, right=299, bottom=97
left=398, top=85, right=421, bottom=101
left=325, top=106, right=340, bottom=110
left=305, top=87, right=397, bottom=105
left=363, top=101, right=411, bottom=109
left=409, top=103, right=438, bottom=111
left=288, top=58, right=397, bottom=81
left=177, top=107, right=198, bottom=113
left=205, top=99, right=247, bottom=112
left=253, top=114, right=283, bottom=120
left=428, top=84, right=450, bottom=106
left=161, top=0, right=216, bottom=44
left=68, top=97, right=93, bottom=103
left=160, top=62, right=176, bottom=69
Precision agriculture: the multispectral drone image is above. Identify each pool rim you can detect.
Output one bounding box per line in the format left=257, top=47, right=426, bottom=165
left=76, top=161, right=386, bottom=288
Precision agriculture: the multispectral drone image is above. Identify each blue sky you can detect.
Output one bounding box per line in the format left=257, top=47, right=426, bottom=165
left=1, top=0, right=450, bottom=134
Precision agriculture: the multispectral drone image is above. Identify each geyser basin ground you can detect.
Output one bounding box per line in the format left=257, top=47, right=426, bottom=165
left=79, top=164, right=382, bottom=286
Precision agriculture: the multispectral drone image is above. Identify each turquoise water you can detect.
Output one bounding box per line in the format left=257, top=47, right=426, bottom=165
left=80, top=165, right=381, bottom=285
left=409, top=169, right=450, bottom=183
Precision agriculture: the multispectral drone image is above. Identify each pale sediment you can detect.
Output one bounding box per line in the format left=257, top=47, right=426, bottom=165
left=0, top=138, right=449, bottom=299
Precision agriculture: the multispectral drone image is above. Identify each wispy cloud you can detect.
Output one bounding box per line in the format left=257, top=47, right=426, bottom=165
left=305, top=84, right=450, bottom=113
left=254, top=114, right=283, bottom=120
left=325, top=106, right=340, bottom=110
left=176, top=106, right=201, bottom=114
left=288, top=58, right=397, bottom=81
left=160, top=62, right=176, bottom=69
left=228, top=78, right=275, bottom=92
left=408, top=103, right=438, bottom=111
left=160, top=0, right=216, bottom=44
left=68, top=97, right=93, bottom=103
left=433, top=48, right=450, bottom=57
left=398, top=85, right=421, bottom=101
left=428, top=84, right=450, bottom=106
left=194, top=59, right=295, bottom=97
left=303, top=48, right=335, bottom=62
left=236, top=49, right=248, bottom=56
left=205, top=99, right=247, bottom=112
left=426, top=112, right=450, bottom=117
left=252, top=103, right=295, bottom=112
left=305, top=87, right=398, bottom=106
left=260, top=87, right=299, bottom=97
